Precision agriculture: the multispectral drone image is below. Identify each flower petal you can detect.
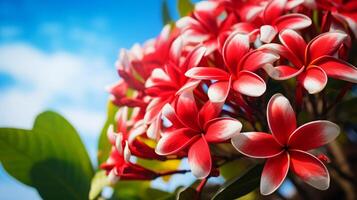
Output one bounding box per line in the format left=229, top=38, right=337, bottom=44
left=307, top=32, right=347, bottom=62
left=275, top=14, right=312, bottom=31
left=261, top=152, right=290, bottom=195
left=267, top=94, right=296, bottom=145
left=263, top=64, right=303, bottom=80
left=288, top=121, right=340, bottom=151
left=205, top=117, right=242, bottom=142
left=263, top=0, right=287, bottom=24
left=208, top=79, right=231, bottom=103
left=312, top=56, right=357, bottom=83
left=231, top=132, right=283, bottom=158
left=239, top=50, right=279, bottom=72
left=175, top=90, right=199, bottom=130
left=155, top=128, right=199, bottom=155
left=233, top=71, right=266, bottom=97
left=222, top=32, right=250, bottom=74
left=185, top=45, right=206, bottom=69
left=289, top=150, right=330, bottom=190
left=188, top=136, right=212, bottom=179
left=301, top=66, right=328, bottom=94
left=185, top=67, right=230, bottom=80
left=198, top=101, right=223, bottom=128
left=279, top=29, right=307, bottom=63
left=260, top=25, right=278, bottom=43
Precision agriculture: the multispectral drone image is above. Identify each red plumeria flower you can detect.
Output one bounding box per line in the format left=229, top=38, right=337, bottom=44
left=231, top=93, right=340, bottom=195
left=107, top=107, right=165, bottom=160
left=101, top=147, right=158, bottom=184
left=261, top=29, right=357, bottom=94
left=176, top=1, right=229, bottom=54
left=155, top=90, right=242, bottom=178
left=316, top=0, right=357, bottom=38
left=144, top=38, right=206, bottom=139
left=256, top=0, right=311, bottom=43
left=186, top=32, right=278, bottom=102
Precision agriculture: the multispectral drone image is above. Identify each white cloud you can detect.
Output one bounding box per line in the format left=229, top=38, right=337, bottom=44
left=0, top=43, right=117, bottom=138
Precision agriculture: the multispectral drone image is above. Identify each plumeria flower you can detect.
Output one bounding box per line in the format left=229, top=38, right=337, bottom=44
left=316, top=0, right=357, bottom=37
left=144, top=37, right=206, bottom=139
left=176, top=1, right=229, bottom=54
left=155, top=90, right=242, bottom=178
left=231, top=93, right=340, bottom=195
left=107, top=107, right=165, bottom=160
left=261, top=29, right=357, bottom=94
left=257, top=0, right=311, bottom=43
left=186, top=32, right=278, bottom=102
left=101, top=147, right=158, bottom=184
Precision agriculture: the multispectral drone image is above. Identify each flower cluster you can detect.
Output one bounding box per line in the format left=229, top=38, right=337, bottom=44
left=101, top=0, right=357, bottom=196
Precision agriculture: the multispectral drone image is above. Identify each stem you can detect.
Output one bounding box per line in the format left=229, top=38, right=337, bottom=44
left=195, top=177, right=208, bottom=200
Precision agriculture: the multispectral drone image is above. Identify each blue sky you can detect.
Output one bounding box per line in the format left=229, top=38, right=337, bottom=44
left=0, top=0, right=188, bottom=199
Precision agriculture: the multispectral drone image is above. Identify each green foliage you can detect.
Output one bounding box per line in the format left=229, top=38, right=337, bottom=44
left=110, top=181, right=169, bottom=200
left=89, top=171, right=109, bottom=199
left=177, top=187, right=197, bottom=200
left=212, top=164, right=263, bottom=200
left=0, top=111, right=93, bottom=200
left=177, top=0, right=194, bottom=17
left=162, top=0, right=172, bottom=25
left=98, top=101, right=118, bottom=166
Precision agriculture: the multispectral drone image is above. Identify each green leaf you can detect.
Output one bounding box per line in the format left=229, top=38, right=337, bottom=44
left=177, top=0, right=194, bottom=17
left=162, top=0, right=172, bottom=25
left=212, top=164, right=263, bottom=200
left=110, top=181, right=151, bottom=200
left=89, top=171, right=109, bottom=199
left=98, top=101, right=118, bottom=166
left=0, top=111, right=94, bottom=200
left=177, top=187, right=197, bottom=200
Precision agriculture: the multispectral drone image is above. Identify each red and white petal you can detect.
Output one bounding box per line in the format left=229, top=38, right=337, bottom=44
left=307, top=32, right=347, bottom=62
left=144, top=98, right=167, bottom=124
left=288, top=120, right=340, bottom=151
left=176, top=90, right=199, bottom=130
left=290, top=150, right=330, bottom=190
left=260, top=25, right=278, bottom=43
left=222, top=32, right=250, bottom=74
left=239, top=50, right=279, bottom=72
left=205, top=118, right=242, bottom=142
left=286, top=0, right=304, bottom=9
left=263, top=0, right=287, bottom=24
left=145, top=68, right=171, bottom=88
left=275, top=14, right=312, bottom=31
left=188, top=136, right=212, bottom=179
left=263, top=64, right=303, bottom=80
left=184, top=45, right=206, bottom=70
left=169, top=36, right=184, bottom=65
left=313, top=56, right=357, bottom=83
left=233, top=71, right=266, bottom=97
left=267, top=94, right=296, bottom=145
left=279, top=29, right=307, bottom=63
left=176, top=79, right=201, bottom=95
left=147, top=116, right=162, bottom=140
left=198, top=101, right=223, bottom=128
left=261, top=152, right=290, bottom=195
left=155, top=128, right=199, bottom=155
left=259, top=43, right=302, bottom=67
left=301, top=66, right=328, bottom=94
left=208, top=79, right=231, bottom=103
left=185, top=67, right=230, bottom=80
left=161, top=103, right=182, bottom=127
left=231, top=132, right=283, bottom=158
